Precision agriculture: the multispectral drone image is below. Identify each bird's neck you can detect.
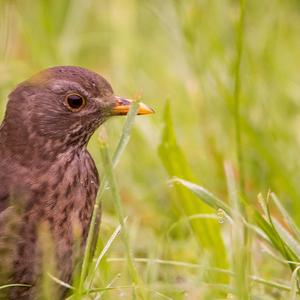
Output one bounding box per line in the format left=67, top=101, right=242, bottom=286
left=0, top=119, right=89, bottom=168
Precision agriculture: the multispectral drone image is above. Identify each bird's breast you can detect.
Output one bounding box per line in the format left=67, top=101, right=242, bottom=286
left=5, top=149, right=99, bottom=292
left=39, top=150, right=99, bottom=242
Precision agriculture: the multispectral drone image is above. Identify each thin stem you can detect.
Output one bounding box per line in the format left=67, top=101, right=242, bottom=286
left=234, top=0, right=245, bottom=195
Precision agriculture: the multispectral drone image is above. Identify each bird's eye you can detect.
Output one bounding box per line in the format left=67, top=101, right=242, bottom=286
left=65, top=94, right=86, bottom=111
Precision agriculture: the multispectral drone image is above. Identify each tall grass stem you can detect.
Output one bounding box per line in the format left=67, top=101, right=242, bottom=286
left=78, top=100, right=141, bottom=296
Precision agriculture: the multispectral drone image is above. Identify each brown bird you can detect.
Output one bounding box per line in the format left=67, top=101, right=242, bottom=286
left=0, top=66, right=153, bottom=299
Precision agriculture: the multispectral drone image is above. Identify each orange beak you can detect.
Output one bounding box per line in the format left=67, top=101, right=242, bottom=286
left=111, top=96, right=154, bottom=116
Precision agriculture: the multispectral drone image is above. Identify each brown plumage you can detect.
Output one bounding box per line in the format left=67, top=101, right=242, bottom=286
left=0, top=66, right=153, bottom=299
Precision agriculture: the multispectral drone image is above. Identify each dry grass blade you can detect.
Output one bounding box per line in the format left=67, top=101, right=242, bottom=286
left=0, top=284, right=31, bottom=291
left=289, top=266, right=300, bottom=300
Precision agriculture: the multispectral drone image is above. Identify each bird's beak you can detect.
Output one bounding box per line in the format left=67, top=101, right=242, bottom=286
left=111, top=96, right=154, bottom=116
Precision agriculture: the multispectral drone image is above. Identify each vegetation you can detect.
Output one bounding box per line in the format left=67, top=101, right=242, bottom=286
left=1, top=0, right=300, bottom=299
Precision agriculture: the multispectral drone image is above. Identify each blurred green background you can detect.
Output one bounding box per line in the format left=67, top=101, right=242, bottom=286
left=2, top=0, right=300, bottom=299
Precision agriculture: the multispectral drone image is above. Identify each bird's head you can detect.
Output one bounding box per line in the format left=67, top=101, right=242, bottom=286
left=3, top=66, right=153, bottom=155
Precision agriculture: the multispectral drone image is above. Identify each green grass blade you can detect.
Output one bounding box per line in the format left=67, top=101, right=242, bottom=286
left=98, top=129, right=145, bottom=299
left=88, top=221, right=124, bottom=288
left=77, top=100, right=140, bottom=295
left=224, top=162, right=250, bottom=300
left=272, top=219, right=300, bottom=258
left=233, top=0, right=245, bottom=194
left=254, top=211, right=299, bottom=269
left=158, top=101, right=228, bottom=285
left=172, top=177, right=232, bottom=216
left=112, top=99, right=141, bottom=168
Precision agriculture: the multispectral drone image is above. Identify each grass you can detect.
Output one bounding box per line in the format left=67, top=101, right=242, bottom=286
left=77, top=100, right=142, bottom=295
left=2, top=0, right=300, bottom=299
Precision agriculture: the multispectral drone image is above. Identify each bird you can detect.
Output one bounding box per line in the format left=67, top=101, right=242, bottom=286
left=0, top=66, right=154, bottom=299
